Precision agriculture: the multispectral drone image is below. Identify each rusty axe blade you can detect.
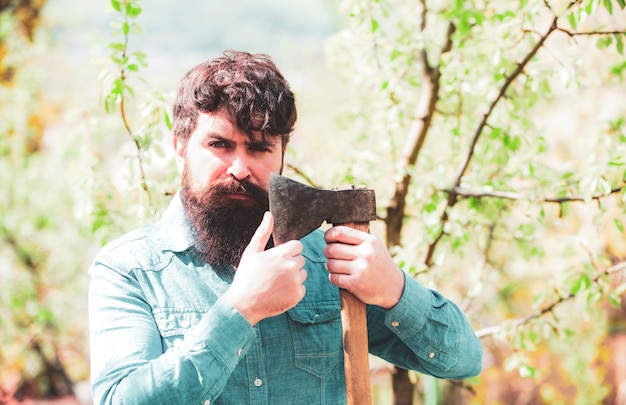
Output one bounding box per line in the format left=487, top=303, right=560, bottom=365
left=269, top=173, right=376, bottom=245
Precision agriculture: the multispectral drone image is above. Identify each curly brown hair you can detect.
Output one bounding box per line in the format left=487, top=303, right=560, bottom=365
left=172, top=50, right=297, bottom=151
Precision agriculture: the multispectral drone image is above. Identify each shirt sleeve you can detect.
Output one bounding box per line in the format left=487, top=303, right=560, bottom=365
left=366, top=272, right=483, bottom=379
left=88, top=259, right=256, bottom=405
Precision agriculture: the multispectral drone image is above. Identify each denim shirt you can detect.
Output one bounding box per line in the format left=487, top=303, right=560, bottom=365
left=88, top=191, right=482, bottom=405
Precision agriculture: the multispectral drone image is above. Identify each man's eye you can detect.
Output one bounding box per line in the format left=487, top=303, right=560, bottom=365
left=249, top=143, right=273, bottom=153
left=209, top=141, right=227, bottom=148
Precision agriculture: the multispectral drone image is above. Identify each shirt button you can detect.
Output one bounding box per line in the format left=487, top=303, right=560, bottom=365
left=428, top=352, right=435, bottom=359
left=254, top=378, right=263, bottom=387
left=237, top=349, right=243, bottom=357
left=204, top=400, right=211, bottom=405
left=391, top=321, right=400, bottom=327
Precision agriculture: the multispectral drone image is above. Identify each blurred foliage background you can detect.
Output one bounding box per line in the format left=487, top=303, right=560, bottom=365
left=1, top=0, right=626, bottom=404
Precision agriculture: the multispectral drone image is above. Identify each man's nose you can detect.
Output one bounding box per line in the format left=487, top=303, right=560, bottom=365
left=226, top=154, right=252, bottom=180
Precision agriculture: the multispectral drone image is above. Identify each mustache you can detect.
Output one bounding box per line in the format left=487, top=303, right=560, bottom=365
left=212, top=178, right=255, bottom=194
left=209, top=178, right=268, bottom=203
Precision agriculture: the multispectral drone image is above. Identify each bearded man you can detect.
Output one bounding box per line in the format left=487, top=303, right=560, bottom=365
left=88, top=50, right=482, bottom=405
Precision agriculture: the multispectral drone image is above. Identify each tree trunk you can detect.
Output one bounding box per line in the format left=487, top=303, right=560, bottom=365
left=392, top=367, right=414, bottom=405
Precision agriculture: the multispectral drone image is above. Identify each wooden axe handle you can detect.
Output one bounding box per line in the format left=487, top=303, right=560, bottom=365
left=337, top=221, right=372, bottom=405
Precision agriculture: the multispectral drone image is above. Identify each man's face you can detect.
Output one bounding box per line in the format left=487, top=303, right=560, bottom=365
left=174, top=109, right=284, bottom=268
left=175, top=109, right=284, bottom=195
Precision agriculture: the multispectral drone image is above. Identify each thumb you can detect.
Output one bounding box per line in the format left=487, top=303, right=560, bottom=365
left=243, top=211, right=274, bottom=255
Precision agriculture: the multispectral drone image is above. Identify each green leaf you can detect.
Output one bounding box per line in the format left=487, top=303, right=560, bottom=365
left=609, top=155, right=624, bottom=166
left=163, top=111, right=172, bottom=131
left=133, top=51, right=149, bottom=67
left=568, top=11, right=578, bottom=30
left=111, top=56, right=127, bottom=65
left=122, top=21, right=130, bottom=36
left=109, top=42, right=126, bottom=51
left=124, top=83, right=135, bottom=97
left=604, top=0, right=613, bottom=14
left=614, top=218, right=624, bottom=232
left=611, top=61, right=626, bottom=77
left=34, top=307, right=54, bottom=325
left=423, top=200, right=438, bottom=213
left=608, top=292, right=622, bottom=308
left=539, top=77, right=551, bottom=94
left=598, top=177, right=612, bottom=195
left=618, top=0, right=626, bottom=8
left=425, top=223, right=443, bottom=243
left=527, top=329, right=540, bottom=344
left=611, top=117, right=625, bottom=131
left=506, top=135, right=521, bottom=152
left=110, top=0, right=122, bottom=12
left=112, top=77, right=124, bottom=94
left=616, top=34, right=624, bottom=55
left=490, top=127, right=502, bottom=139
left=570, top=273, right=592, bottom=295
left=92, top=212, right=112, bottom=232
left=494, top=11, right=515, bottom=22
left=371, top=19, right=379, bottom=33
left=458, top=13, right=472, bottom=35
left=519, top=364, right=538, bottom=379
left=596, top=36, right=613, bottom=49
left=126, top=2, right=142, bottom=18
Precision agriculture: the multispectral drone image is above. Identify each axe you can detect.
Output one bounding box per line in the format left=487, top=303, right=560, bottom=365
left=269, top=172, right=376, bottom=405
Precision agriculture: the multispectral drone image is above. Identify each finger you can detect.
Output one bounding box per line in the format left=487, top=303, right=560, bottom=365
left=243, top=211, right=274, bottom=255
left=328, top=272, right=353, bottom=289
left=324, top=242, right=356, bottom=261
left=325, top=258, right=352, bottom=275
left=272, top=240, right=304, bottom=261
left=285, top=252, right=305, bottom=272
left=299, top=268, right=308, bottom=283
left=294, top=254, right=305, bottom=270
left=297, top=284, right=307, bottom=301
left=324, top=226, right=366, bottom=245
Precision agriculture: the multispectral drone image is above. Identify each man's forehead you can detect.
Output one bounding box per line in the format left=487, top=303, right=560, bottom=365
left=197, top=113, right=279, bottom=146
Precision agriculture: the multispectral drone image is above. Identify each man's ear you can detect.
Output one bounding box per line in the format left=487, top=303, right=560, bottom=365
left=173, top=136, right=185, bottom=174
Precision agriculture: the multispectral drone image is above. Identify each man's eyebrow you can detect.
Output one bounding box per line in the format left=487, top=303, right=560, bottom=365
left=247, top=138, right=278, bottom=149
left=208, top=135, right=235, bottom=145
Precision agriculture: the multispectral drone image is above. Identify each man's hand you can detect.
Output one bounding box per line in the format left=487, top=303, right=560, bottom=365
left=324, top=226, right=404, bottom=309
left=222, top=212, right=307, bottom=326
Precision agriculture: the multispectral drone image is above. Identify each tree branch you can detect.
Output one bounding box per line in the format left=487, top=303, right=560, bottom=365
left=385, top=1, right=455, bottom=247
left=119, top=93, right=150, bottom=196
left=285, top=162, right=320, bottom=188
left=421, top=16, right=560, bottom=266
left=476, top=261, right=626, bottom=339
left=557, top=28, right=626, bottom=37
left=446, top=183, right=625, bottom=203
left=114, top=4, right=153, bottom=208
left=121, top=80, right=152, bottom=208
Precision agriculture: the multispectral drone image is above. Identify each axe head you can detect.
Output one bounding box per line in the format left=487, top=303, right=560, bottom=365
left=269, top=173, right=376, bottom=245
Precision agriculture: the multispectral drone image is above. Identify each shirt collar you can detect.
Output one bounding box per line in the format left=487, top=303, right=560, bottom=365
left=158, top=189, right=196, bottom=252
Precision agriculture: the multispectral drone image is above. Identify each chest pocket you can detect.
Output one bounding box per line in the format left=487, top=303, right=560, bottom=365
left=153, top=307, right=205, bottom=350
left=287, top=302, right=342, bottom=378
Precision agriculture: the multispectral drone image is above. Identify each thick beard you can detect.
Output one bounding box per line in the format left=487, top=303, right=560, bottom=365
left=180, top=172, right=270, bottom=269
